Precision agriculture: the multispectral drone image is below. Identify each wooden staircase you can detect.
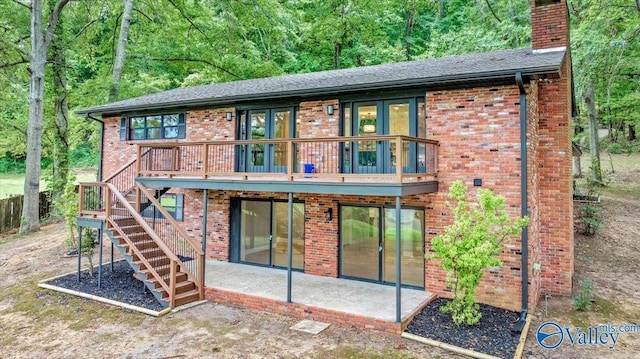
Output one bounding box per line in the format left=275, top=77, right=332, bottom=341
left=79, top=162, right=205, bottom=310
left=106, top=217, right=201, bottom=308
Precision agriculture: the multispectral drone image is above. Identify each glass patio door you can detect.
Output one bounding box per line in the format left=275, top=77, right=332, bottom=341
left=237, top=200, right=304, bottom=269
left=353, top=103, right=381, bottom=174
left=349, top=99, right=414, bottom=174
left=340, top=205, right=424, bottom=288
left=244, top=108, right=293, bottom=173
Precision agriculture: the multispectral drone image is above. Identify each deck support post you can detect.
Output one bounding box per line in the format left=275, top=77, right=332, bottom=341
left=287, top=192, right=293, bottom=303
left=395, top=195, right=402, bottom=323
left=77, top=226, right=82, bottom=283
left=202, top=189, right=208, bottom=282
left=98, top=225, right=103, bottom=288
left=111, top=242, right=114, bottom=272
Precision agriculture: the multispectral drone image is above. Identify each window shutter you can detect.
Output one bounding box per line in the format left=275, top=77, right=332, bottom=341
left=178, top=113, right=186, bottom=139
left=120, top=117, right=127, bottom=141
left=175, top=194, right=184, bottom=221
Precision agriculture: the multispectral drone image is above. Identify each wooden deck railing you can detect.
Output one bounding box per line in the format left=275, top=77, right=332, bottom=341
left=78, top=182, right=204, bottom=307
left=137, top=135, right=438, bottom=183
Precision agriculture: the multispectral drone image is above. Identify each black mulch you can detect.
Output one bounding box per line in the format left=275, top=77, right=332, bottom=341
left=406, top=298, right=520, bottom=359
left=47, top=260, right=166, bottom=312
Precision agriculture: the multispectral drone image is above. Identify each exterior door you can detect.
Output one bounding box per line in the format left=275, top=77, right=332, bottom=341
left=349, top=99, right=415, bottom=174
left=340, top=205, right=424, bottom=288
left=234, top=199, right=304, bottom=270
left=243, top=108, right=293, bottom=173
left=384, top=100, right=414, bottom=174
left=353, top=103, right=381, bottom=174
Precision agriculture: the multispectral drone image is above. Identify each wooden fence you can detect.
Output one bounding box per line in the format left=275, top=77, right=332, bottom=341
left=0, top=192, right=51, bottom=234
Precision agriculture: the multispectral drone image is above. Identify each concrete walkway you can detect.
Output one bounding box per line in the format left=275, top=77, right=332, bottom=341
left=205, top=260, right=434, bottom=322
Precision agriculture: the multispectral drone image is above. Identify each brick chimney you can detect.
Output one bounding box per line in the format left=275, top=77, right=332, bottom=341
left=530, top=0, right=569, bottom=50
left=529, top=0, right=575, bottom=299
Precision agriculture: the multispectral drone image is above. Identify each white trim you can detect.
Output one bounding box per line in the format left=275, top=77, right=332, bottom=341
left=532, top=46, right=566, bottom=54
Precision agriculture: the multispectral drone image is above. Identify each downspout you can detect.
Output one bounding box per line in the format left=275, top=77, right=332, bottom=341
left=87, top=113, right=104, bottom=181
left=513, top=72, right=529, bottom=333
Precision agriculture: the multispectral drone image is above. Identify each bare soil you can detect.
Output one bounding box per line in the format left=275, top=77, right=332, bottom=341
left=1, top=154, right=638, bottom=358
left=0, top=224, right=456, bottom=358
left=523, top=154, right=640, bottom=358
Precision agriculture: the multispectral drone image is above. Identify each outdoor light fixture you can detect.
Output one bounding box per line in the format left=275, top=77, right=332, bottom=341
left=325, top=207, right=333, bottom=221
left=362, top=124, right=376, bottom=133
left=326, top=105, right=334, bottom=115
left=225, top=112, right=233, bottom=121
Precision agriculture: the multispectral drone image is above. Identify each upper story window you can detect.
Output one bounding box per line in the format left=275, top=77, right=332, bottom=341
left=120, top=113, right=186, bottom=141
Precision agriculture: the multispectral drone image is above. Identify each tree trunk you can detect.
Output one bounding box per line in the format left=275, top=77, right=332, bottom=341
left=439, top=0, right=446, bottom=18
left=109, top=0, right=134, bottom=102
left=584, top=82, right=603, bottom=183
left=403, top=0, right=416, bottom=60
left=21, top=0, right=69, bottom=234
left=573, top=152, right=582, bottom=178
left=50, top=36, right=70, bottom=204
left=628, top=124, right=636, bottom=141
left=22, top=0, right=46, bottom=234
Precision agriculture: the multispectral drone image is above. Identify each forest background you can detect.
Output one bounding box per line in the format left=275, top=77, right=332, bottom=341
left=0, top=0, right=638, bottom=230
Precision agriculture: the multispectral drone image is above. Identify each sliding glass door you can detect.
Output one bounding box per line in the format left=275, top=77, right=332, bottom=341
left=340, top=205, right=424, bottom=288
left=234, top=199, right=304, bottom=270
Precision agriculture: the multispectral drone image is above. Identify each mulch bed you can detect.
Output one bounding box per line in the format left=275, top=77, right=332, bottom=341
left=47, top=260, right=166, bottom=312
left=406, top=297, right=520, bottom=359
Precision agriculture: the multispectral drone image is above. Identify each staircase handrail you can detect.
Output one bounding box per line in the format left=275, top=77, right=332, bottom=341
left=103, top=148, right=152, bottom=193
left=135, top=183, right=204, bottom=292
left=105, top=183, right=184, bottom=306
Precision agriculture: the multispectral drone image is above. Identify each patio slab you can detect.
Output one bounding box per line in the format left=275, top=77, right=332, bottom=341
left=204, top=260, right=433, bottom=323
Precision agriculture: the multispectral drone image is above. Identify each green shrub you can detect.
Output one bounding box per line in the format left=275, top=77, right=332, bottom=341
left=429, top=181, right=529, bottom=326
left=573, top=279, right=594, bottom=311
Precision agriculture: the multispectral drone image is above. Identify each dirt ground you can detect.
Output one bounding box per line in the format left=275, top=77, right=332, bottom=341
left=524, top=154, right=640, bottom=358
left=1, top=154, right=638, bottom=358
left=0, top=222, right=457, bottom=358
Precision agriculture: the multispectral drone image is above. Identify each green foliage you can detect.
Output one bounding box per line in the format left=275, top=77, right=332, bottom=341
left=429, top=181, right=529, bottom=326
left=576, top=176, right=603, bottom=236
left=578, top=203, right=602, bottom=236
left=605, top=139, right=640, bottom=155
left=56, top=174, right=79, bottom=248
left=573, top=279, right=595, bottom=311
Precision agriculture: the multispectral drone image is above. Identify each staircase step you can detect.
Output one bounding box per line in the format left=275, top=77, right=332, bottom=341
left=147, top=272, right=188, bottom=289
left=122, top=240, right=159, bottom=251
left=133, top=247, right=165, bottom=260
left=112, top=217, right=138, bottom=227
left=173, top=289, right=201, bottom=307
left=136, top=256, right=171, bottom=269
left=175, top=280, right=196, bottom=295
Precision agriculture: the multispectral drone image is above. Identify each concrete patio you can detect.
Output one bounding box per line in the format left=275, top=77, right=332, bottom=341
left=203, top=260, right=434, bottom=333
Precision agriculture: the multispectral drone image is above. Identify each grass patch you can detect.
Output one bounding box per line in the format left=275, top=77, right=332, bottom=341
left=1, top=276, right=145, bottom=331
left=603, top=184, right=640, bottom=200
left=0, top=170, right=96, bottom=199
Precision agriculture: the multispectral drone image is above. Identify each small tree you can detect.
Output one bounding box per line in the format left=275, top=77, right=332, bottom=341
left=430, top=181, right=529, bottom=325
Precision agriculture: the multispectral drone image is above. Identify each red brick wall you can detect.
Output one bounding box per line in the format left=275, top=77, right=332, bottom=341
left=536, top=61, right=574, bottom=296
left=531, top=0, right=569, bottom=50
left=425, top=85, right=526, bottom=311
left=101, top=108, right=236, bottom=179
left=531, top=0, right=574, bottom=296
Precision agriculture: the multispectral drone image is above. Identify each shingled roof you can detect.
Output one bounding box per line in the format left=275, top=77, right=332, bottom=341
left=78, top=47, right=566, bottom=116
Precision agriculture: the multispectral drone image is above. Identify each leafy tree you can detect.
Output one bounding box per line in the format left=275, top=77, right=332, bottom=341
left=21, top=0, right=71, bottom=233
left=429, top=181, right=529, bottom=325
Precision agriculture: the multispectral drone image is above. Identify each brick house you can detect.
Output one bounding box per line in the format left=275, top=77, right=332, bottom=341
left=77, top=0, right=573, bottom=332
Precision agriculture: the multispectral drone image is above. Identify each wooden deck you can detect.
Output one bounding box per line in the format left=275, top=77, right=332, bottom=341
left=135, top=135, right=439, bottom=186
